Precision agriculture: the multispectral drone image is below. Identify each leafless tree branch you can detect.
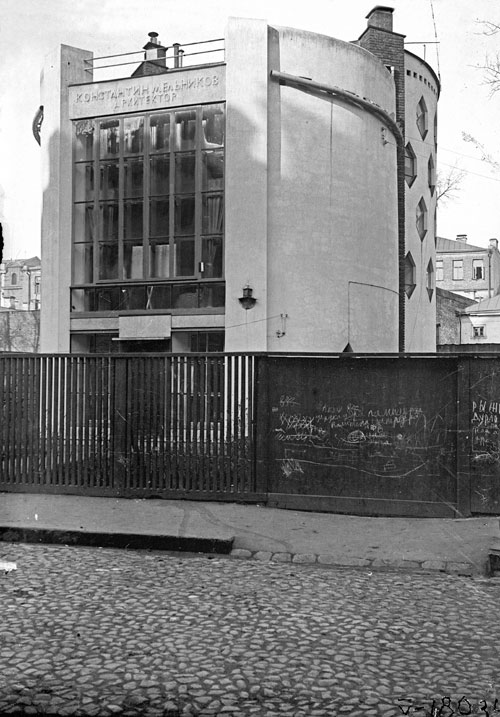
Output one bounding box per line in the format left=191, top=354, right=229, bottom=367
left=462, top=132, right=500, bottom=171
left=478, top=20, right=500, bottom=36
left=476, top=21, right=500, bottom=93
left=436, top=165, right=466, bottom=205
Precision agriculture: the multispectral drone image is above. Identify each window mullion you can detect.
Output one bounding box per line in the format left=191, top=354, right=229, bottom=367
left=118, top=118, right=124, bottom=280
left=195, top=107, right=203, bottom=279
left=144, top=114, right=150, bottom=279
left=169, top=112, right=175, bottom=278
left=222, top=103, right=225, bottom=279
left=92, top=122, right=99, bottom=284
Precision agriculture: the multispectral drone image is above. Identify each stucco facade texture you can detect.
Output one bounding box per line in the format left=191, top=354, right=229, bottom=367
left=403, top=53, right=439, bottom=352
left=40, top=13, right=434, bottom=354
left=225, top=20, right=399, bottom=353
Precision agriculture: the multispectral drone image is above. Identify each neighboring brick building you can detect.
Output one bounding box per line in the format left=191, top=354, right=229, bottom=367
left=436, top=287, right=476, bottom=348
left=457, top=294, right=500, bottom=347
left=0, top=257, right=41, bottom=311
left=436, top=235, right=500, bottom=301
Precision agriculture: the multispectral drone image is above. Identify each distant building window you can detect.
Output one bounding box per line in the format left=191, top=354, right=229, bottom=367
left=404, top=252, right=416, bottom=298
left=426, top=258, right=434, bottom=299
left=11, top=273, right=17, bottom=285
left=416, top=198, right=427, bottom=240
left=473, top=259, right=484, bottom=280
left=436, top=260, right=444, bottom=281
left=453, top=259, right=463, bottom=281
left=34, top=277, right=41, bottom=295
left=473, top=326, right=485, bottom=338
left=416, top=97, right=428, bottom=139
left=428, top=154, right=436, bottom=195
left=405, top=143, right=417, bottom=186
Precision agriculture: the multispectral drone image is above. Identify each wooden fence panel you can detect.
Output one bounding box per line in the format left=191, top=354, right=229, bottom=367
left=467, top=356, right=500, bottom=513
left=266, top=355, right=459, bottom=517
left=8, top=352, right=500, bottom=514
left=0, top=354, right=258, bottom=500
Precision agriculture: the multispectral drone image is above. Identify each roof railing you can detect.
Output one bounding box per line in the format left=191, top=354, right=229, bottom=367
left=83, top=38, right=225, bottom=82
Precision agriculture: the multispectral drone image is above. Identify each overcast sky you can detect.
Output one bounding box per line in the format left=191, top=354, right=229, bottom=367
left=1, top=0, right=500, bottom=259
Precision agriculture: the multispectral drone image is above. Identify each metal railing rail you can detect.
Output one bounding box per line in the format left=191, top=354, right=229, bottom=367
left=83, top=38, right=225, bottom=78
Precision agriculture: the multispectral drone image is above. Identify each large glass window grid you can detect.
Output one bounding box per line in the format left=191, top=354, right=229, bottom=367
left=73, top=104, right=224, bottom=291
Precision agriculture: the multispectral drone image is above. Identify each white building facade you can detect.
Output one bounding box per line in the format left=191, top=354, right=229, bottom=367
left=40, top=8, right=438, bottom=354
left=0, top=257, right=41, bottom=311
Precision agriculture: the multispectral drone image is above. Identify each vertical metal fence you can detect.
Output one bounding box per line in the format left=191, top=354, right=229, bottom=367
left=4, top=353, right=500, bottom=516
left=0, top=354, right=259, bottom=499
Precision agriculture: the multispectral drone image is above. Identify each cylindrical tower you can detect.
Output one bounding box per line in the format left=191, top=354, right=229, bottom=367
left=404, top=51, right=439, bottom=351
left=225, top=20, right=400, bottom=352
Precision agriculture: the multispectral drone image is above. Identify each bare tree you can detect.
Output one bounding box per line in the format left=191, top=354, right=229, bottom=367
left=477, top=21, right=500, bottom=93
left=462, top=132, right=500, bottom=171
left=436, top=165, right=466, bottom=205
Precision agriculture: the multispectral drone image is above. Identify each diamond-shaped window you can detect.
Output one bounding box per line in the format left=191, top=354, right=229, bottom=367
left=417, top=97, right=428, bottom=139
left=426, top=258, right=434, bottom=300
left=416, top=197, right=427, bottom=240
left=428, top=154, right=436, bottom=195
left=404, top=252, right=416, bottom=298
left=405, top=143, right=417, bottom=187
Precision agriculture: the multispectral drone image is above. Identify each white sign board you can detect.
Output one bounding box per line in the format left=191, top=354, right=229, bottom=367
left=118, top=314, right=172, bottom=340
left=69, top=65, right=226, bottom=119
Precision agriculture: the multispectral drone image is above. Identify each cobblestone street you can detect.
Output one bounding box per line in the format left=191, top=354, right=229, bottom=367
left=1, top=544, right=500, bottom=717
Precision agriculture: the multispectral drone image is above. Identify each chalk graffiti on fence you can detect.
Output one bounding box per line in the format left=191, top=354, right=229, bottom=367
left=273, top=395, right=450, bottom=479
left=274, top=397, right=430, bottom=450
left=471, top=398, right=500, bottom=463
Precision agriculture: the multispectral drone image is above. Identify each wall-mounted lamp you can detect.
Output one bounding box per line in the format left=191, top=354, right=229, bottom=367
left=238, top=285, right=257, bottom=310
left=276, top=313, right=288, bottom=338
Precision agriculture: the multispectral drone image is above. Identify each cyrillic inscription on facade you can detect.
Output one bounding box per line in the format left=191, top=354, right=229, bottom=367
left=69, top=67, right=225, bottom=118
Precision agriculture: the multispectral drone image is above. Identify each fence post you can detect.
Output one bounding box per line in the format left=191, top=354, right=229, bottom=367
left=456, top=355, right=471, bottom=517
left=254, top=354, right=270, bottom=497
left=111, top=356, right=129, bottom=495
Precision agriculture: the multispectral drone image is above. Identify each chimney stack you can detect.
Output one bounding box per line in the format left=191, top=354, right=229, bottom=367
left=489, top=238, right=498, bottom=250
left=143, top=31, right=167, bottom=63
left=456, top=234, right=468, bottom=243
left=366, top=6, right=394, bottom=32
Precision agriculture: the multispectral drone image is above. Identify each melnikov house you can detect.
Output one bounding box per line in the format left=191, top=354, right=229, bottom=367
left=39, top=7, right=439, bottom=354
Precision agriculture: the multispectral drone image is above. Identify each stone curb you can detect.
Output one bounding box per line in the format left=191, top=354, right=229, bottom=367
left=0, top=527, right=234, bottom=555
left=230, top=549, right=480, bottom=576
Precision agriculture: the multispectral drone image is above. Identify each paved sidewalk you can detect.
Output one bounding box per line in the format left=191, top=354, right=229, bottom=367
left=0, top=492, right=498, bottom=575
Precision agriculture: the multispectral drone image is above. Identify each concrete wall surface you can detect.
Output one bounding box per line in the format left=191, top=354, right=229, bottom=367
left=225, top=20, right=399, bottom=352
left=404, top=52, right=438, bottom=352
left=40, top=45, right=92, bottom=353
